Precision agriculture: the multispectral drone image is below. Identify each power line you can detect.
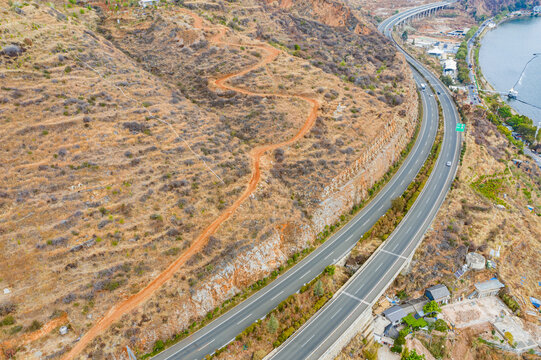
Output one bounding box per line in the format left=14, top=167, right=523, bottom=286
left=514, top=98, right=541, bottom=111
left=511, top=53, right=541, bottom=91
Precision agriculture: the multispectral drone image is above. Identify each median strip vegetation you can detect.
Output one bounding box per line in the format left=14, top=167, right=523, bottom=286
left=205, top=85, right=445, bottom=360
left=141, top=92, right=426, bottom=359
left=208, top=265, right=346, bottom=360
left=347, top=83, right=443, bottom=270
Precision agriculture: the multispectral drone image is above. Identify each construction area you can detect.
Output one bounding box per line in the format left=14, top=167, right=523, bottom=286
left=441, top=296, right=539, bottom=353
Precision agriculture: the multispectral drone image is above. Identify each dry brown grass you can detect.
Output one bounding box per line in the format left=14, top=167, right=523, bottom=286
left=0, top=0, right=418, bottom=357
left=375, top=104, right=540, bottom=357
left=212, top=267, right=349, bottom=360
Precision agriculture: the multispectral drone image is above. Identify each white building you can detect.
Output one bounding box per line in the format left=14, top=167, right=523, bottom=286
left=428, top=47, right=444, bottom=58
left=139, top=0, right=158, bottom=7
left=443, top=59, right=457, bottom=78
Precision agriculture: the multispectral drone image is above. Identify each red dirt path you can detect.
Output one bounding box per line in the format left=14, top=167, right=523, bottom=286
left=58, top=9, right=320, bottom=359
left=0, top=313, right=68, bottom=356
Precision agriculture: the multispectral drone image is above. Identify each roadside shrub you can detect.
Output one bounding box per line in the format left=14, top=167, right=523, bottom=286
left=313, top=280, right=324, bottom=297
left=153, top=340, right=165, bottom=353
left=9, top=325, right=23, bottom=334
left=324, top=265, right=335, bottom=276
left=26, top=320, right=42, bottom=332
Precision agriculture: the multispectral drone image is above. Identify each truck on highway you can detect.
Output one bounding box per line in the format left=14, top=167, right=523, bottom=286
left=420, top=83, right=426, bottom=90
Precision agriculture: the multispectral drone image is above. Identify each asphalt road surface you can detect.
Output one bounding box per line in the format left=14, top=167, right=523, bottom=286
left=467, top=17, right=493, bottom=105
left=152, top=2, right=459, bottom=359
left=267, top=3, right=461, bottom=360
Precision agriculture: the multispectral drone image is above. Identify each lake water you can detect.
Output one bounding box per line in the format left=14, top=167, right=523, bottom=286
left=479, top=16, right=541, bottom=125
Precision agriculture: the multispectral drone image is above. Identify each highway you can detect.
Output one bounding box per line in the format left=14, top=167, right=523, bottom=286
left=152, top=2, right=458, bottom=360
left=267, top=2, right=461, bottom=359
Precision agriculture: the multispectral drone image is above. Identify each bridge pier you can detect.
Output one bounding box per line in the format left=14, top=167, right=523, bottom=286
left=395, top=3, right=450, bottom=27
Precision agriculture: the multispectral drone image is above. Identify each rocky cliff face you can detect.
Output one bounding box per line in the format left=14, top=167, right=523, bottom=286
left=269, top=0, right=372, bottom=34
left=135, top=64, right=418, bottom=355
left=0, top=0, right=419, bottom=357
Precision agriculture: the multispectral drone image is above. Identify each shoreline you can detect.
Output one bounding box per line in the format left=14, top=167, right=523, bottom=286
left=474, top=14, right=540, bottom=108
left=472, top=14, right=541, bottom=165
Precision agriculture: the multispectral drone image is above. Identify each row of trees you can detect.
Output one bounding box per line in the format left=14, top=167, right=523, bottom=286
left=455, top=27, right=478, bottom=84
left=498, top=105, right=540, bottom=144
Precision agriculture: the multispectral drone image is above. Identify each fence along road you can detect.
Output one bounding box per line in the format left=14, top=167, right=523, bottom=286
left=152, top=3, right=457, bottom=359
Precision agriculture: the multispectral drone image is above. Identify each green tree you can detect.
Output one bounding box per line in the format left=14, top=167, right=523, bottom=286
left=498, top=106, right=513, bottom=119
left=440, top=75, right=453, bottom=86
left=457, top=64, right=469, bottom=84
left=504, top=331, right=514, bottom=346
left=391, top=196, right=406, bottom=213
left=391, top=342, right=403, bottom=354
left=268, top=314, right=279, bottom=333
left=324, top=265, right=335, bottom=276
left=423, top=300, right=441, bottom=314
left=434, top=318, right=448, bottom=332
left=314, top=279, right=324, bottom=297
left=464, top=26, right=478, bottom=41
left=402, top=348, right=425, bottom=360
left=401, top=30, right=408, bottom=42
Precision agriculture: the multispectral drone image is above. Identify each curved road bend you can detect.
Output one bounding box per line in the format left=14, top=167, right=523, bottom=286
left=153, top=3, right=453, bottom=360
left=267, top=3, right=461, bottom=360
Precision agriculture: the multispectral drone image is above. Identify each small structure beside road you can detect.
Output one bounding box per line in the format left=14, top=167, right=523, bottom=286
left=427, top=47, right=444, bottom=58
left=425, top=284, right=451, bottom=304
left=59, top=326, right=68, bottom=335
left=443, top=59, right=457, bottom=78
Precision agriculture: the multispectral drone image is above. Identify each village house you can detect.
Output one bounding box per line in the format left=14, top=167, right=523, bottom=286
left=382, top=305, right=407, bottom=326
left=473, top=279, right=505, bottom=298
left=425, top=284, right=451, bottom=304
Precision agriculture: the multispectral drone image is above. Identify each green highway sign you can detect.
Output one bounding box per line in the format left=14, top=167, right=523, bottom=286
left=456, top=123, right=466, bottom=132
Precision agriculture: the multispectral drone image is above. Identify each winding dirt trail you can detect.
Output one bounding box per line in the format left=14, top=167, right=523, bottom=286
left=0, top=313, right=68, bottom=355
left=60, top=9, right=319, bottom=359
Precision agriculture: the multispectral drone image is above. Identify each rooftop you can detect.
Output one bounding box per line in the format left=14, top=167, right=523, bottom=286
left=428, top=48, right=444, bottom=56
left=443, top=59, right=457, bottom=71
left=425, top=284, right=450, bottom=300
left=382, top=305, right=407, bottom=323
left=475, top=279, right=505, bottom=293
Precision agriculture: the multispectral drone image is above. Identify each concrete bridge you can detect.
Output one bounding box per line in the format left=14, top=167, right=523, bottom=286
left=394, top=1, right=453, bottom=27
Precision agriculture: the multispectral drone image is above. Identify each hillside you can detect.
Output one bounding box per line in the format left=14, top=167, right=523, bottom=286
left=462, top=0, right=539, bottom=18
left=0, top=0, right=418, bottom=358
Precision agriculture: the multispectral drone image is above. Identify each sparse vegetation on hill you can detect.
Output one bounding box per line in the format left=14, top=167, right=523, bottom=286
left=0, top=0, right=418, bottom=358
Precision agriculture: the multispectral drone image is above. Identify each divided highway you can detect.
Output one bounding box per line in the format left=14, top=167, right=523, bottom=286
left=267, top=3, right=461, bottom=359
left=153, top=2, right=458, bottom=359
